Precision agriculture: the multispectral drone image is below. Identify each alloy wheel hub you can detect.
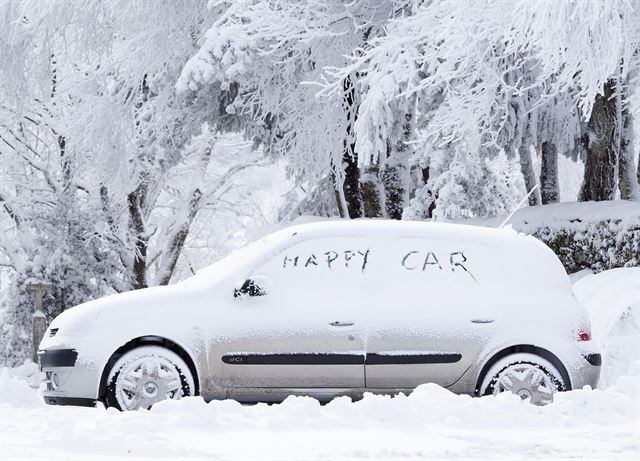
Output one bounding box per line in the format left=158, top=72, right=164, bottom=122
left=516, top=388, right=533, bottom=400
left=144, top=382, right=159, bottom=397
left=115, top=356, right=183, bottom=410
left=493, top=363, right=556, bottom=406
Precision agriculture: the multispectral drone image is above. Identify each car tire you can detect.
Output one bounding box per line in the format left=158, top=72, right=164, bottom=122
left=480, top=352, right=566, bottom=406
left=105, top=345, right=195, bottom=411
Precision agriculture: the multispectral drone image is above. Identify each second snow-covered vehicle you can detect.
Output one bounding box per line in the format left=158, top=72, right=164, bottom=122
left=39, top=221, right=601, bottom=410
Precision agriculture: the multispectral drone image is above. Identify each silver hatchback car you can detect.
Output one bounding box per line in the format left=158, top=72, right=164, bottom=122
left=39, top=221, right=601, bottom=410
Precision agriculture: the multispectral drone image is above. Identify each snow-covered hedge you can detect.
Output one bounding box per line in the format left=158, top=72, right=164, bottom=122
left=489, top=201, right=639, bottom=273
left=533, top=218, right=638, bottom=273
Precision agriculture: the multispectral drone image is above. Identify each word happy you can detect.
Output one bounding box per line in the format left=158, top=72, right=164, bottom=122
left=283, top=249, right=370, bottom=272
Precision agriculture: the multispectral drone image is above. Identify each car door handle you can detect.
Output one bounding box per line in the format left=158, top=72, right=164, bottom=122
left=329, top=321, right=354, bottom=327
left=470, top=319, right=494, bottom=324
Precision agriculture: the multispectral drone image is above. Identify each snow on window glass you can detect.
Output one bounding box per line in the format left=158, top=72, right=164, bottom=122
left=281, top=249, right=371, bottom=272
left=246, top=237, right=374, bottom=315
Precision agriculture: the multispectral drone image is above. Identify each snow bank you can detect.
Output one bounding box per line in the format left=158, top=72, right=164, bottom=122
left=0, top=372, right=638, bottom=459
left=0, top=361, right=42, bottom=408
left=0, top=369, right=43, bottom=408
left=3, top=360, right=41, bottom=388
left=573, top=267, right=640, bottom=387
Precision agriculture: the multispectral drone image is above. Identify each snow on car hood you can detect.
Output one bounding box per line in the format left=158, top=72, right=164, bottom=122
left=45, top=284, right=183, bottom=342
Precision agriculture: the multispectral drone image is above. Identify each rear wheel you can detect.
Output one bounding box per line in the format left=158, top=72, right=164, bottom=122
left=105, top=345, right=195, bottom=411
left=480, top=353, right=565, bottom=406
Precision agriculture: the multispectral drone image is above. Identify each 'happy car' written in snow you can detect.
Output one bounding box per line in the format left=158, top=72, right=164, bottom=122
left=281, top=249, right=473, bottom=278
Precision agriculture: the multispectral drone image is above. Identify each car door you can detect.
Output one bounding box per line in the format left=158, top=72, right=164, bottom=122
left=364, top=235, right=496, bottom=389
left=212, top=235, right=372, bottom=389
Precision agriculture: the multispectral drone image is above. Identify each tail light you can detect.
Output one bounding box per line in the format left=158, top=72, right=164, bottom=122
left=578, top=330, right=591, bottom=341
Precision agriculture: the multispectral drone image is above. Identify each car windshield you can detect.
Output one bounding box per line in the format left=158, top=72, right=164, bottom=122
left=177, top=230, right=289, bottom=289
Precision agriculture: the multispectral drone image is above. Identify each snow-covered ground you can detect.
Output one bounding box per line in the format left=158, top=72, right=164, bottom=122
left=1, top=268, right=638, bottom=460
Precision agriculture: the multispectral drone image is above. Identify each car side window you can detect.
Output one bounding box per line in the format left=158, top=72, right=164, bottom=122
left=360, top=237, right=484, bottom=314
left=244, top=236, right=373, bottom=313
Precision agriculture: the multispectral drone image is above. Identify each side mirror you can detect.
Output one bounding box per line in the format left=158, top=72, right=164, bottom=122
left=234, top=278, right=267, bottom=298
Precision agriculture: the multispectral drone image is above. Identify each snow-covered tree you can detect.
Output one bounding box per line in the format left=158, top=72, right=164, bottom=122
left=321, top=0, right=640, bottom=214
left=179, top=0, right=420, bottom=218
left=2, top=0, right=639, bottom=365
left=0, top=0, right=281, bottom=364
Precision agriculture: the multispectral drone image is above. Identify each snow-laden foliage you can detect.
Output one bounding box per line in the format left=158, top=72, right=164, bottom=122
left=181, top=0, right=639, bottom=219
left=405, top=147, right=526, bottom=221
left=178, top=0, right=402, bottom=186
left=318, top=0, right=639, bottom=213
left=0, top=1, right=290, bottom=365
left=325, top=0, right=639, bottom=150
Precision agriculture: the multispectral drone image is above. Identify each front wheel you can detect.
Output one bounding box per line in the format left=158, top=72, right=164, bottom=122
left=480, top=353, right=566, bottom=406
left=105, top=345, right=195, bottom=411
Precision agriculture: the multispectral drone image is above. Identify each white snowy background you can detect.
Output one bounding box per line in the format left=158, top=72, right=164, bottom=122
left=1, top=1, right=639, bottom=459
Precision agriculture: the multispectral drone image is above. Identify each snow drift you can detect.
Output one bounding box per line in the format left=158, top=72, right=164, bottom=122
left=574, top=267, right=640, bottom=387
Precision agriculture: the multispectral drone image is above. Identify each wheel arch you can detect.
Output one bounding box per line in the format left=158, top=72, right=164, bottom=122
left=474, top=344, right=572, bottom=396
left=97, top=335, right=200, bottom=403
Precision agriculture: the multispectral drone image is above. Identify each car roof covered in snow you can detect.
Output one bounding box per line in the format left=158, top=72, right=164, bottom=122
left=184, top=219, right=563, bottom=287
left=270, top=219, right=552, bottom=252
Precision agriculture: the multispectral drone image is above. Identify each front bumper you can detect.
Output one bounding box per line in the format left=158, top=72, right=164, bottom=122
left=38, top=348, right=98, bottom=406
left=39, top=349, right=78, bottom=368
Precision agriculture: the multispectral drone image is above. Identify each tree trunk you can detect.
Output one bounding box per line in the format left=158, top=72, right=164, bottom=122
left=540, top=141, right=559, bottom=204
left=380, top=159, right=408, bottom=220
left=618, top=99, right=639, bottom=200
left=342, top=153, right=362, bottom=218
left=518, top=144, right=541, bottom=206
left=157, top=189, right=203, bottom=286
left=127, top=184, right=148, bottom=290
left=156, top=145, right=212, bottom=285
left=124, top=75, right=154, bottom=290
left=381, top=96, right=414, bottom=220
left=360, top=165, right=384, bottom=218
left=579, top=79, right=619, bottom=202
left=420, top=167, right=437, bottom=219
left=339, top=75, right=363, bottom=218
left=332, top=170, right=348, bottom=218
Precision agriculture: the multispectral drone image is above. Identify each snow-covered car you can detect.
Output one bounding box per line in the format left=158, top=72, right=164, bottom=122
left=38, top=221, right=601, bottom=410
